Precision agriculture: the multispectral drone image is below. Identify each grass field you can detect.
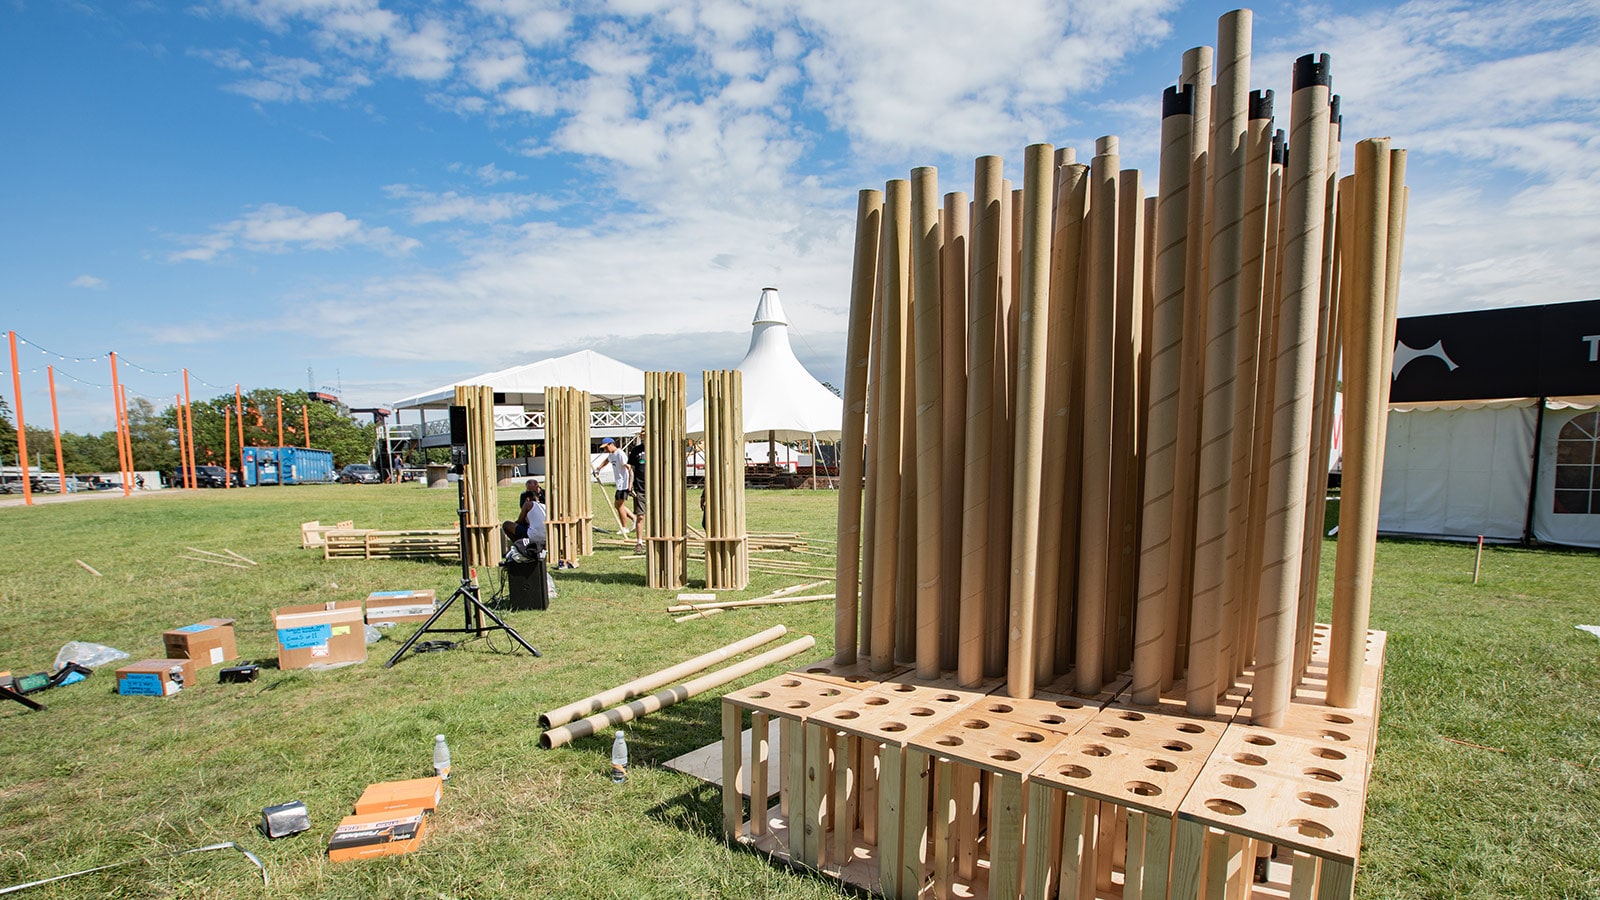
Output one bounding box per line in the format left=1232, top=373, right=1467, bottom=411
left=0, top=484, right=1596, bottom=899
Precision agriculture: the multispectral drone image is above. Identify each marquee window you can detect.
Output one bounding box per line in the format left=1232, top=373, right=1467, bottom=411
left=1554, top=411, right=1600, bottom=515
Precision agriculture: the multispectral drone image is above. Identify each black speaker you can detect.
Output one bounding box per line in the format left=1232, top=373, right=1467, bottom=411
left=448, top=405, right=467, bottom=446
left=506, top=556, right=549, bottom=610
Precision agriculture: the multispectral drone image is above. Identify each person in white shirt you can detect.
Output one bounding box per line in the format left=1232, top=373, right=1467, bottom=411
left=594, top=437, right=638, bottom=536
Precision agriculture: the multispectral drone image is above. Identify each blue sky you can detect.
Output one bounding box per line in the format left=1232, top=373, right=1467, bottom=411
left=3, top=0, right=1597, bottom=434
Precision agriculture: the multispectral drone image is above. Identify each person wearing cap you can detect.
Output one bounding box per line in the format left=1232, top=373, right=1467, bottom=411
left=594, top=437, right=637, bottom=536
left=627, top=430, right=647, bottom=554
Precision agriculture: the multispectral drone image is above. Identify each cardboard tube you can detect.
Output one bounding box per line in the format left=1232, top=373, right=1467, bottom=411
left=539, top=625, right=789, bottom=729
left=1187, top=9, right=1250, bottom=717
left=1035, top=162, right=1089, bottom=685
left=957, top=157, right=1004, bottom=687
left=870, top=180, right=910, bottom=670
left=1250, top=55, right=1330, bottom=728
left=1109, top=167, right=1145, bottom=683
left=986, top=182, right=1017, bottom=677
left=1005, top=143, right=1055, bottom=699
left=911, top=167, right=945, bottom=679
left=940, top=192, right=969, bottom=672
left=835, top=190, right=882, bottom=665
left=1131, top=85, right=1196, bottom=705
left=539, top=635, right=816, bottom=749
left=1329, top=139, right=1391, bottom=708
left=1074, top=136, right=1119, bottom=695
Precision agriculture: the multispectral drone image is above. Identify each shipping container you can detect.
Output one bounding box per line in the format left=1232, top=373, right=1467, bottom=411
left=242, top=447, right=336, bottom=485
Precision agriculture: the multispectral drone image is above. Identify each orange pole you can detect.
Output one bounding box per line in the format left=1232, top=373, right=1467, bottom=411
left=182, top=369, right=197, bottom=487
left=234, top=385, right=244, bottom=472
left=224, top=406, right=233, bottom=489
left=7, top=331, right=32, bottom=505
left=276, top=396, right=284, bottom=447
left=47, top=366, right=67, bottom=497
left=302, top=405, right=310, bottom=448
left=109, top=353, right=130, bottom=496
left=118, top=385, right=133, bottom=493
left=175, top=394, right=188, bottom=489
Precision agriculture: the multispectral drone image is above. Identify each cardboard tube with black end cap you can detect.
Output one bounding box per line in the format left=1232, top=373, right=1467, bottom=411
left=539, top=635, right=816, bottom=749
left=957, top=157, right=1004, bottom=687
left=1131, top=84, right=1196, bottom=705
left=939, top=191, right=969, bottom=672
left=1250, top=55, right=1330, bottom=728
left=834, top=190, right=882, bottom=665
left=911, top=167, right=945, bottom=679
left=869, top=180, right=910, bottom=671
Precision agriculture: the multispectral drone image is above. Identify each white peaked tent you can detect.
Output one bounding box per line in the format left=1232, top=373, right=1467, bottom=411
left=393, top=349, right=646, bottom=410
left=685, top=288, right=843, bottom=441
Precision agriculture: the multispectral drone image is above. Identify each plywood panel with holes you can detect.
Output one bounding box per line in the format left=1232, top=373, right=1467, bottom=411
left=723, top=674, right=860, bottom=721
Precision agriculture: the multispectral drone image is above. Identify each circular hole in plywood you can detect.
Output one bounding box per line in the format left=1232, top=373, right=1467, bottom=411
left=804, top=667, right=829, bottom=674
left=1012, top=731, right=1045, bottom=744
left=893, top=684, right=916, bottom=693
left=1176, top=723, right=1205, bottom=734
left=1119, top=711, right=1146, bottom=722
left=960, top=719, right=990, bottom=730
left=989, top=749, right=1021, bottom=762
left=831, top=709, right=861, bottom=720
left=846, top=675, right=872, bottom=684
left=1056, top=699, right=1084, bottom=710
left=785, top=700, right=812, bottom=710
left=1325, top=713, right=1355, bottom=724
left=881, top=722, right=907, bottom=733
left=1298, top=791, right=1339, bottom=809
left=1244, top=734, right=1277, bottom=747
left=1290, top=819, right=1333, bottom=839
left=935, top=693, right=960, bottom=703
left=1232, top=753, right=1267, bottom=766
left=1162, top=741, right=1193, bottom=753
left=1320, top=730, right=1352, bottom=742
left=1125, top=781, right=1162, bottom=797
left=1039, top=714, right=1067, bottom=726
left=1100, top=727, right=1131, bottom=738
left=779, top=679, right=802, bottom=688
left=1220, top=774, right=1256, bottom=789
left=1081, top=744, right=1112, bottom=758
left=1058, top=765, right=1091, bottom=779
left=987, top=702, right=1014, bottom=714
left=1311, top=747, right=1347, bottom=761
left=1304, top=767, right=1343, bottom=783
left=909, top=707, right=935, bottom=717
left=1205, top=798, right=1246, bottom=816
left=747, top=690, right=771, bottom=699
left=1144, top=758, right=1178, bottom=773
left=821, top=688, right=841, bottom=697
left=864, top=696, right=889, bottom=706
left=936, top=735, right=964, bottom=747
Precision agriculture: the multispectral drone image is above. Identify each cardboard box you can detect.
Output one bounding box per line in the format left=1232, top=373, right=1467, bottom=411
left=116, top=658, right=197, bottom=697
left=273, top=600, right=367, bottom=670
left=354, top=777, right=443, bottom=816
left=365, top=589, right=438, bottom=625
left=163, top=618, right=238, bottom=669
left=326, top=810, right=428, bottom=862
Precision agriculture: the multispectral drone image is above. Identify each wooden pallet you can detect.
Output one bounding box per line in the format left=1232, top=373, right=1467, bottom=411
left=322, top=528, right=459, bottom=561
left=301, top=520, right=355, bottom=549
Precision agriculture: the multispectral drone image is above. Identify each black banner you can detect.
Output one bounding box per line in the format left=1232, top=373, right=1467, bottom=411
left=1389, top=298, right=1600, bottom=402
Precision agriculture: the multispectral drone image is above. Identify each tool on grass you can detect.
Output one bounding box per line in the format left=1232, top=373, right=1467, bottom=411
left=0, top=841, right=267, bottom=894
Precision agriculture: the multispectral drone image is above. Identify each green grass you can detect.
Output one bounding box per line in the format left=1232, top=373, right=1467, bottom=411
left=0, top=486, right=1596, bottom=898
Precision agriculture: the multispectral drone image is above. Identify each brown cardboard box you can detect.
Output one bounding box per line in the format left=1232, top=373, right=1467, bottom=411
left=163, top=618, right=238, bottom=669
left=116, top=658, right=197, bottom=697
left=354, top=777, right=443, bottom=816
left=273, top=600, right=367, bottom=670
left=364, top=589, right=438, bottom=625
left=326, top=810, right=428, bottom=862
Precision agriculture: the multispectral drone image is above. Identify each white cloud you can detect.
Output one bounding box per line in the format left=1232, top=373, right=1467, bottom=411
left=70, top=274, right=107, bottom=289
left=382, top=184, right=557, bottom=224
left=447, top=162, right=525, bottom=185
left=171, top=203, right=420, bottom=261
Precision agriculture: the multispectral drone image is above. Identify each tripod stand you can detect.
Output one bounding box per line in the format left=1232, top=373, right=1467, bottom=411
left=386, top=471, right=540, bottom=667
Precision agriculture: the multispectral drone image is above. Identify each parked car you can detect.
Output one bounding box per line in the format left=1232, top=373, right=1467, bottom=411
left=171, top=465, right=231, bottom=488
left=339, top=464, right=382, bottom=484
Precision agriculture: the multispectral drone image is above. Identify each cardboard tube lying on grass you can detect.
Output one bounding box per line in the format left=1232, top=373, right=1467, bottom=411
left=540, top=635, right=816, bottom=750
left=665, top=594, right=835, bottom=613
left=538, top=625, right=789, bottom=729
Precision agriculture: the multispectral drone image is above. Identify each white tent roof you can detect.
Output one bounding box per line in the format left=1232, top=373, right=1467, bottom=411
left=393, top=349, right=647, bottom=409
left=686, top=288, right=843, bottom=441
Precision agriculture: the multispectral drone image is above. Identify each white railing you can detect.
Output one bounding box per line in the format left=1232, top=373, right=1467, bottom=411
left=396, top=409, right=644, bottom=441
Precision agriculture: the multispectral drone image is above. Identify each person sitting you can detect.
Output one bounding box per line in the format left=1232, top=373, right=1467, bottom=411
left=502, top=493, right=547, bottom=561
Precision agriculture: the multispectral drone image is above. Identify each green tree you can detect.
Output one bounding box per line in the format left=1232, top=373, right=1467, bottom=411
left=0, top=394, right=15, bottom=459
left=184, top=389, right=376, bottom=469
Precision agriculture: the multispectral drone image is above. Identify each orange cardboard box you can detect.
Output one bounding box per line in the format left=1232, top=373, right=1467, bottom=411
left=273, top=600, right=367, bottom=670
left=163, top=618, right=238, bottom=669
left=326, top=810, right=427, bottom=862
left=115, top=658, right=198, bottom=697
left=354, top=777, right=443, bottom=816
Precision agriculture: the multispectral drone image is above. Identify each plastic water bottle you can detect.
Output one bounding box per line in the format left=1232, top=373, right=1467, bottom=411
left=610, top=730, right=628, bottom=783
left=433, top=734, right=451, bottom=781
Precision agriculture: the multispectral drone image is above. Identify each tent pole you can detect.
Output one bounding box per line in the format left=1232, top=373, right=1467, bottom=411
left=1522, top=397, right=1546, bottom=546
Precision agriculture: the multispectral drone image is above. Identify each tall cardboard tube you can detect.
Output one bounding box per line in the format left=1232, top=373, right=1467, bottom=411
left=1005, top=143, right=1055, bottom=699
left=869, top=180, right=910, bottom=670
left=1250, top=55, right=1331, bottom=728
left=911, top=167, right=945, bottom=679
left=940, top=191, right=970, bottom=672
left=1074, top=136, right=1120, bottom=695
left=1108, top=167, right=1145, bottom=683
left=539, top=635, right=816, bottom=749
left=1131, top=85, right=1196, bottom=705
left=538, top=625, right=790, bottom=729
left=1329, top=139, right=1391, bottom=708
left=957, top=157, right=1004, bottom=687
left=1187, top=9, right=1250, bottom=717
left=835, top=190, right=882, bottom=665
left=986, top=183, right=1017, bottom=676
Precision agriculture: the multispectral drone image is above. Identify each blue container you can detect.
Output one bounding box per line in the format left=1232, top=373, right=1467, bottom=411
left=277, top=447, right=335, bottom=484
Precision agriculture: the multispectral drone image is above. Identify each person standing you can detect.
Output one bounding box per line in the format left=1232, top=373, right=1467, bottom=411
left=594, top=437, right=637, bottom=536
left=627, top=431, right=647, bottom=554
